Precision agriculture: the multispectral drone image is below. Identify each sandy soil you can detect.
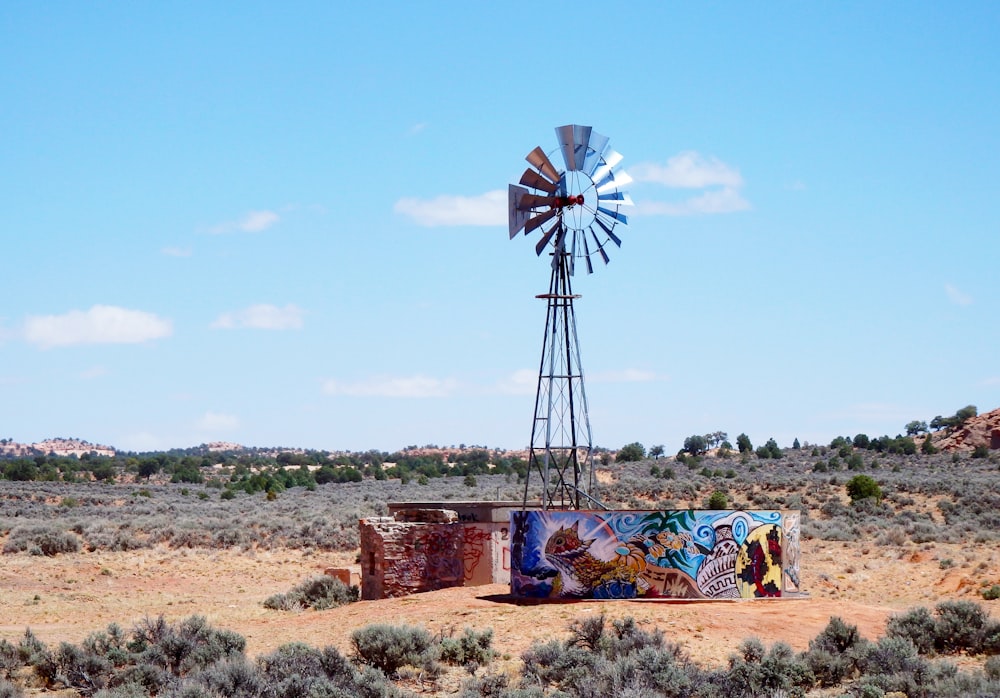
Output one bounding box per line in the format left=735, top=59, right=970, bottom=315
left=3, top=538, right=998, bottom=678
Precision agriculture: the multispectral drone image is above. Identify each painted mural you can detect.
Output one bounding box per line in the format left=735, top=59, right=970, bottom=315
left=510, top=510, right=793, bottom=600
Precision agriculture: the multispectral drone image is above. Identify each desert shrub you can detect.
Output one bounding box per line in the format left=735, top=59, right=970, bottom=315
left=724, top=638, right=811, bottom=697
left=2, top=525, right=80, bottom=556
left=520, top=640, right=597, bottom=693
left=0, top=680, right=24, bottom=698
left=986, top=654, right=1000, bottom=680
left=439, top=627, right=495, bottom=670
left=264, top=575, right=359, bottom=611
left=932, top=600, right=1000, bottom=655
left=127, top=615, right=245, bottom=676
left=885, top=606, right=936, bottom=655
left=350, top=624, right=435, bottom=676
left=0, top=641, right=19, bottom=680
left=803, top=616, right=866, bottom=686
left=983, top=584, right=1000, bottom=601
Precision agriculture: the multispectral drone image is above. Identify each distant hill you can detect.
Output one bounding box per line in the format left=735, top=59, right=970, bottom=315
left=0, top=437, right=115, bottom=458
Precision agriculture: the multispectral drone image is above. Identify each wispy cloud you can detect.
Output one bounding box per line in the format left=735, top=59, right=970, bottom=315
left=631, top=151, right=749, bottom=216
left=983, top=376, right=1000, bottom=387
left=944, top=283, right=973, bottom=306
left=631, top=152, right=743, bottom=189
left=206, top=210, right=280, bottom=234
left=394, top=190, right=505, bottom=227
left=408, top=122, right=428, bottom=135
left=161, top=246, right=192, bottom=257
left=23, top=305, right=173, bottom=349
left=197, top=411, right=240, bottom=431
left=211, top=304, right=305, bottom=330
left=322, top=374, right=458, bottom=398
left=494, top=369, right=537, bottom=395
left=636, top=188, right=749, bottom=216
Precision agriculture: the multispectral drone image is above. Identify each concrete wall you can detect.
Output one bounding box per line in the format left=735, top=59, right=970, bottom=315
left=510, top=509, right=802, bottom=600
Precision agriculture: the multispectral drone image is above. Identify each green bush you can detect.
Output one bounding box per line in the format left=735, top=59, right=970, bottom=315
left=707, top=491, right=728, bottom=509
left=350, top=624, right=435, bottom=676
left=845, top=475, right=882, bottom=504
left=439, top=627, right=495, bottom=670
left=982, top=584, right=1000, bottom=601
left=2, top=526, right=80, bottom=556
left=263, top=576, right=359, bottom=612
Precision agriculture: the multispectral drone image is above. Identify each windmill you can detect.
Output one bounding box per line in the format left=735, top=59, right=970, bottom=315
left=508, top=125, right=632, bottom=510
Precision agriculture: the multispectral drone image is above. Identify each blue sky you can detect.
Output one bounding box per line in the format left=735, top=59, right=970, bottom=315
left=2, top=2, right=998, bottom=453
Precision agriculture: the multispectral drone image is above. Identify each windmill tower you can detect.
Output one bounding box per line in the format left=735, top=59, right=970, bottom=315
left=508, top=125, right=632, bottom=510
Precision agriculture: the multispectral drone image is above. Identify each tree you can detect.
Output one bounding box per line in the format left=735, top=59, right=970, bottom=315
left=846, top=474, right=883, bottom=504
left=736, top=433, right=753, bottom=454
left=648, top=444, right=665, bottom=459
left=682, top=435, right=708, bottom=456
left=707, top=490, right=728, bottom=509
left=905, top=420, right=929, bottom=436
left=616, top=442, right=646, bottom=462
left=792, top=438, right=801, bottom=450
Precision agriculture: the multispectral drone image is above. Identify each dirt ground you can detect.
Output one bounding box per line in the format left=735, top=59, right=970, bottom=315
left=2, top=537, right=998, bottom=678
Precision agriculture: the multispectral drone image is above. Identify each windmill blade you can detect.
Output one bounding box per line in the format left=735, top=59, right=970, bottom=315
left=597, top=192, right=634, bottom=206
left=581, top=231, right=595, bottom=274
left=549, top=226, right=567, bottom=269
left=508, top=184, right=531, bottom=239
left=589, top=150, right=624, bottom=184
left=597, top=206, right=629, bottom=225
left=518, top=193, right=561, bottom=210
left=593, top=218, right=622, bottom=247
left=523, top=207, right=558, bottom=236
left=590, top=229, right=610, bottom=264
left=568, top=230, right=579, bottom=276
left=582, top=131, right=610, bottom=177
left=595, top=170, right=633, bottom=194
left=555, top=124, right=592, bottom=172
left=534, top=221, right=559, bottom=256
left=519, top=168, right=559, bottom=194
left=526, top=146, right=561, bottom=184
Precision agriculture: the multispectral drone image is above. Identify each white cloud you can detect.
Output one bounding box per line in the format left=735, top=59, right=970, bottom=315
left=495, top=369, right=537, bottom=395
left=161, top=246, right=192, bottom=257
left=322, top=374, right=457, bottom=398
left=631, top=152, right=744, bottom=189
left=79, top=366, right=109, bottom=380
left=211, top=304, right=305, bottom=330
left=982, top=376, right=1000, bottom=386
left=197, top=411, right=240, bottom=431
left=636, top=187, right=750, bottom=216
left=394, top=190, right=506, bottom=227
left=206, top=210, right=280, bottom=234
left=945, top=283, right=973, bottom=306
left=24, top=305, right=173, bottom=349
left=588, top=368, right=666, bottom=384
left=631, top=151, right=749, bottom=217
left=408, top=122, right=428, bottom=135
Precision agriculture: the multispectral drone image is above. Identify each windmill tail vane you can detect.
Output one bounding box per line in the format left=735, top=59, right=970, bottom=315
left=507, top=124, right=631, bottom=510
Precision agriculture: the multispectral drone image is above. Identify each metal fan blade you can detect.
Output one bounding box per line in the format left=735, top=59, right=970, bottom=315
left=519, top=168, right=559, bottom=194
left=590, top=229, right=610, bottom=264
left=581, top=232, right=594, bottom=274
left=597, top=206, right=629, bottom=225
left=555, top=124, right=592, bottom=172
left=523, top=207, right=558, bottom=236
left=595, top=170, right=633, bottom=194
left=594, top=218, right=622, bottom=247
left=518, top=193, right=561, bottom=210
left=589, top=150, right=624, bottom=183
left=508, top=184, right=531, bottom=239
left=582, top=131, right=610, bottom=176
left=569, top=230, right=578, bottom=276
left=526, top=146, right=561, bottom=184
left=535, top=222, right=559, bottom=256
left=597, top=192, right=634, bottom=206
